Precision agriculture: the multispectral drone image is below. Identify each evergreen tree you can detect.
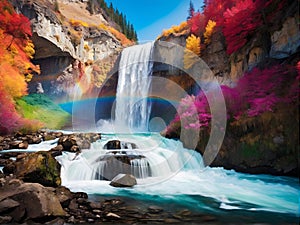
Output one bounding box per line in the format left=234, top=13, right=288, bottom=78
left=187, top=0, right=195, bottom=19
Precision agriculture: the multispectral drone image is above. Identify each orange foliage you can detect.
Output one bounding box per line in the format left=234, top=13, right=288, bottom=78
left=184, top=34, right=201, bottom=69
left=159, top=21, right=189, bottom=38
left=186, top=34, right=201, bottom=55
left=204, top=20, right=216, bottom=44
left=98, top=23, right=133, bottom=47
left=69, top=18, right=89, bottom=27
left=0, top=0, right=40, bottom=134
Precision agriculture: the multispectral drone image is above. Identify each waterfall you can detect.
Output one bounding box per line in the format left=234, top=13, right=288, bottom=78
left=115, top=42, right=154, bottom=132
left=56, top=133, right=203, bottom=182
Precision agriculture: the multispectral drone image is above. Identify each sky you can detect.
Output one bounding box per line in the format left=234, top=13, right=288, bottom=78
left=105, top=0, right=203, bottom=42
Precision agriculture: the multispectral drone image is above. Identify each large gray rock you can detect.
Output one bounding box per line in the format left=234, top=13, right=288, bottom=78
left=110, top=174, right=137, bottom=187
left=270, top=16, right=300, bottom=59
left=15, top=151, right=61, bottom=187
left=0, top=179, right=65, bottom=222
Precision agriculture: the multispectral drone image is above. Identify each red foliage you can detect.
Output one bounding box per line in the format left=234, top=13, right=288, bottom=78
left=166, top=64, right=299, bottom=133
left=223, top=0, right=263, bottom=54
left=0, top=88, right=22, bottom=134
left=203, top=0, right=237, bottom=27
left=0, top=0, right=40, bottom=134
left=0, top=0, right=32, bottom=45
left=187, top=12, right=206, bottom=36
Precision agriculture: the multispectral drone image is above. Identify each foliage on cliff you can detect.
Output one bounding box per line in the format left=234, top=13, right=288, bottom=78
left=164, top=62, right=299, bottom=158
left=183, top=34, right=201, bottom=69
left=159, top=0, right=288, bottom=55
left=87, top=0, right=137, bottom=41
left=0, top=0, right=41, bottom=134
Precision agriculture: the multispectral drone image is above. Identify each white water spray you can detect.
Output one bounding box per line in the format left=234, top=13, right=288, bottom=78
left=114, top=42, right=154, bottom=132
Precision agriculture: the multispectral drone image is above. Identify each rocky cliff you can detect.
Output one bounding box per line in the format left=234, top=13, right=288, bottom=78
left=160, top=1, right=299, bottom=176
left=12, top=0, right=124, bottom=101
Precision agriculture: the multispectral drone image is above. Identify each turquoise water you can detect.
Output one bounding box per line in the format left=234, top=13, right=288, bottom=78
left=55, top=133, right=299, bottom=224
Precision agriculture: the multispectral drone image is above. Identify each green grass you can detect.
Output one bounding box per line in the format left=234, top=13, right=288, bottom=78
left=16, top=94, right=70, bottom=130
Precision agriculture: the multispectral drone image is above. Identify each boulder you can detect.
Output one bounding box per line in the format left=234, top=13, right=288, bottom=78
left=0, top=179, right=65, bottom=222
left=104, top=140, right=137, bottom=149
left=55, top=186, right=74, bottom=208
left=15, top=151, right=61, bottom=187
left=58, top=133, right=101, bottom=152
left=9, top=141, right=29, bottom=149
left=110, top=174, right=137, bottom=187
left=270, top=16, right=300, bottom=59
left=94, top=155, right=149, bottom=180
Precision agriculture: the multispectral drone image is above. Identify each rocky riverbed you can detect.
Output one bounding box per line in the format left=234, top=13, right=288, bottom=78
left=0, top=131, right=219, bottom=224
left=0, top=131, right=298, bottom=225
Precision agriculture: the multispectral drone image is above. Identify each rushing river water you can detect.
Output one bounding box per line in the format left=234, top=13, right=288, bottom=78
left=51, top=42, right=300, bottom=224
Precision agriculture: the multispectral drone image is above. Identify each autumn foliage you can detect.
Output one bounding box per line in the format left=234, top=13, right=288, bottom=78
left=0, top=0, right=40, bottom=134
left=204, top=20, right=216, bottom=44
left=98, top=23, right=133, bottom=46
left=184, top=34, right=201, bottom=69
left=223, top=0, right=263, bottom=54
left=159, top=21, right=189, bottom=38
left=166, top=63, right=299, bottom=133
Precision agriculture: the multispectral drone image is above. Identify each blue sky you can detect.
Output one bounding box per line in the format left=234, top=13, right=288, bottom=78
left=105, top=0, right=203, bottom=42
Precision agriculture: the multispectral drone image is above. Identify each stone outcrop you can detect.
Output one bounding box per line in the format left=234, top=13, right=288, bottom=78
left=270, top=16, right=300, bottom=59
left=0, top=179, right=65, bottom=223
left=57, top=133, right=101, bottom=152
left=12, top=0, right=122, bottom=100
left=94, top=154, right=149, bottom=180
left=110, top=174, right=137, bottom=187
left=14, top=151, right=62, bottom=187
left=104, top=140, right=137, bottom=149
left=160, top=3, right=299, bottom=176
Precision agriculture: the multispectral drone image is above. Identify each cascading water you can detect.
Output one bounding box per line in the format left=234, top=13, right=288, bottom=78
left=53, top=42, right=299, bottom=222
left=114, top=42, right=154, bottom=132
left=55, top=133, right=299, bottom=218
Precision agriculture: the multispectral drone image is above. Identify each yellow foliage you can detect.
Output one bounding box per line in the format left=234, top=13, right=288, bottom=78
left=69, top=18, right=89, bottom=27
left=204, top=20, right=216, bottom=45
left=98, top=23, right=109, bottom=31
left=186, top=34, right=201, bottom=55
left=24, top=41, right=35, bottom=59
left=183, top=34, right=201, bottom=69
left=159, top=21, right=189, bottom=38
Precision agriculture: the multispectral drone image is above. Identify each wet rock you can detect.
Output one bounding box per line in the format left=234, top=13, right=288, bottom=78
left=15, top=151, right=61, bottom=187
left=164, top=218, right=181, bottom=223
left=89, top=201, right=102, bottom=209
left=95, top=154, right=149, bottom=180
left=0, top=216, right=12, bottom=224
left=9, top=141, right=28, bottom=149
left=51, top=144, right=64, bottom=152
left=106, top=212, right=121, bottom=219
left=148, top=205, right=163, bottom=214
left=55, top=186, right=74, bottom=208
left=58, top=135, right=77, bottom=151
left=104, top=140, right=137, bottom=149
left=0, top=198, right=20, bottom=213
left=110, top=174, right=137, bottom=187
left=43, top=133, right=57, bottom=141
left=0, top=180, right=65, bottom=222
left=3, top=161, right=16, bottom=175
left=74, top=192, right=88, bottom=199
left=104, top=140, right=121, bottom=149
left=27, top=135, right=42, bottom=144
left=58, top=133, right=101, bottom=152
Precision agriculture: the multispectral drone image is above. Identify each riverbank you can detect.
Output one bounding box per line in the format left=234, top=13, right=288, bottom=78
left=0, top=131, right=299, bottom=224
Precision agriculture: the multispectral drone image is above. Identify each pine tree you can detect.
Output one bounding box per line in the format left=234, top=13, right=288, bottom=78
left=187, top=0, right=195, bottom=20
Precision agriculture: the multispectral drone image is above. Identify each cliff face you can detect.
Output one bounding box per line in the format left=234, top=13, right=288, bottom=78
left=12, top=0, right=122, bottom=101
left=161, top=2, right=299, bottom=176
